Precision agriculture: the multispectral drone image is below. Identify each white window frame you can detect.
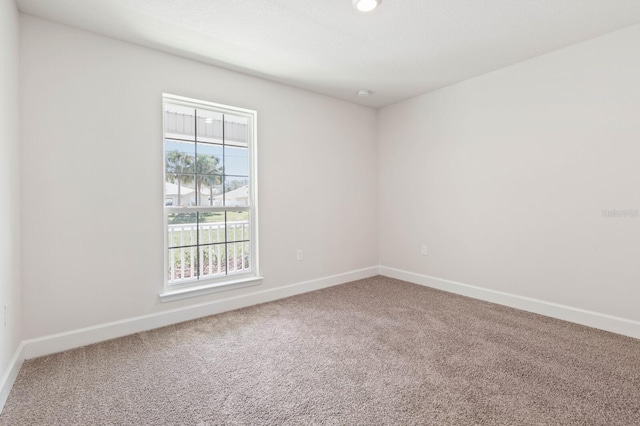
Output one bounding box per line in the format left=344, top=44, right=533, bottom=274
left=160, top=94, right=261, bottom=302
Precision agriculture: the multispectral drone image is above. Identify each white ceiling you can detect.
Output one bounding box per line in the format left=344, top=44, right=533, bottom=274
left=16, top=0, right=640, bottom=108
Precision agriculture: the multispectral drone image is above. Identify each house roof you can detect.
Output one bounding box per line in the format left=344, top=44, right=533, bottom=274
left=165, top=182, right=195, bottom=197
left=213, top=186, right=249, bottom=201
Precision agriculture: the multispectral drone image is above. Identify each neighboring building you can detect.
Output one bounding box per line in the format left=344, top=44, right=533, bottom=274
left=212, top=185, right=249, bottom=207
left=164, top=181, right=195, bottom=206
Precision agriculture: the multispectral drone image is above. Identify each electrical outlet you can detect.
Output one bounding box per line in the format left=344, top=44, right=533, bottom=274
left=421, top=245, right=428, bottom=256
left=296, top=250, right=304, bottom=261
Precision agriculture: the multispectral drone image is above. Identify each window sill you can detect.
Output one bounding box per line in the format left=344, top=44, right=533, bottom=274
left=159, top=276, right=263, bottom=303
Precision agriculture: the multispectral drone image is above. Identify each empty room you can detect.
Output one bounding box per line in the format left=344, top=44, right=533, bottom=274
left=1, top=0, right=639, bottom=424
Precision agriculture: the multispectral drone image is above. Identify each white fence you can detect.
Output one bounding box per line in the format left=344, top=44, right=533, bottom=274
left=167, top=221, right=250, bottom=283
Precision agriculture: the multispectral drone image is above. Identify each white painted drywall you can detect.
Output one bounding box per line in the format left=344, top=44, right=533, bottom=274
left=379, top=24, right=640, bottom=322
left=20, top=15, right=378, bottom=339
left=0, top=0, right=22, bottom=377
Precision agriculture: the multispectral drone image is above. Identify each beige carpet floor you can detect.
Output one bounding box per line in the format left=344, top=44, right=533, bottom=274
left=1, top=276, right=639, bottom=425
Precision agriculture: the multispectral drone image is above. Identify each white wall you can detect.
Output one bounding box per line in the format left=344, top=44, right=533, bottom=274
left=20, top=15, right=378, bottom=339
left=379, top=24, right=640, bottom=322
left=0, top=0, right=22, bottom=377
left=18, top=12, right=640, bottom=343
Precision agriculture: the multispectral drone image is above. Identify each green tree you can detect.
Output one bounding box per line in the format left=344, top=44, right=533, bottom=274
left=166, top=151, right=194, bottom=206
left=195, top=155, right=222, bottom=205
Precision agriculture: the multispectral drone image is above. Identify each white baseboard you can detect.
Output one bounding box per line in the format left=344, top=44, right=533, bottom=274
left=379, top=266, right=640, bottom=340
left=0, top=342, right=25, bottom=412
left=23, top=266, right=380, bottom=360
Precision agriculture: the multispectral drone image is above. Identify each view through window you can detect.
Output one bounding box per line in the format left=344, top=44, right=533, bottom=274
left=163, top=95, right=257, bottom=288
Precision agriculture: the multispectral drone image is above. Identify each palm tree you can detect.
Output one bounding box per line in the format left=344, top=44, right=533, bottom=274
left=195, top=155, right=222, bottom=205
left=166, top=151, right=194, bottom=206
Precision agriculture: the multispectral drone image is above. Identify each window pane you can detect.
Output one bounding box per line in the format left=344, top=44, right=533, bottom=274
left=166, top=140, right=195, bottom=174
left=167, top=213, right=198, bottom=248
left=166, top=138, right=196, bottom=153
left=226, top=211, right=249, bottom=242
left=199, top=244, right=226, bottom=279
left=195, top=143, right=223, bottom=206
left=165, top=174, right=196, bottom=206
left=165, top=104, right=195, bottom=140
left=196, top=109, right=223, bottom=143
left=224, top=114, right=248, bottom=147
left=198, top=212, right=226, bottom=245
left=227, top=242, right=251, bottom=275
left=167, top=247, right=198, bottom=284
left=196, top=175, right=224, bottom=206
left=223, top=177, right=249, bottom=207
left=224, top=146, right=249, bottom=176
left=196, top=143, right=223, bottom=172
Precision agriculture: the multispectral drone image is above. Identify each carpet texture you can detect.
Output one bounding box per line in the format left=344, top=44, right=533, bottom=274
left=2, top=276, right=639, bottom=425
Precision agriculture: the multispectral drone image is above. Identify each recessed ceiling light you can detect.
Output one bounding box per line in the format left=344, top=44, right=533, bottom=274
left=353, top=0, right=381, bottom=13
left=358, top=90, right=371, bottom=97
left=204, top=118, right=214, bottom=124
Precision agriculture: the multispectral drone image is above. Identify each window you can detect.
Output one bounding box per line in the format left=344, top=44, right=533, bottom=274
left=162, top=94, right=260, bottom=300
